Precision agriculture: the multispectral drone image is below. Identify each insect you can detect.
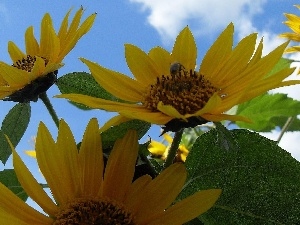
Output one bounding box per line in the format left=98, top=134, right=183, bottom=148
left=170, top=62, right=185, bottom=78
left=3, top=70, right=58, bottom=103
left=161, top=116, right=208, bottom=135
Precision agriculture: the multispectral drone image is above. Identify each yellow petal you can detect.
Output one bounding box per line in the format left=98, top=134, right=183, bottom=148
left=81, top=58, right=144, bottom=102
left=148, top=46, right=172, bottom=75
left=119, top=108, right=171, bottom=125
left=58, top=9, right=97, bottom=61
left=57, top=8, right=72, bottom=41
left=200, top=23, right=233, bottom=79
left=24, top=150, right=36, bottom=158
left=78, top=118, right=103, bottom=196
left=124, top=175, right=152, bottom=210
left=148, top=140, right=167, bottom=155
left=6, top=136, right=58, bottom=216
left=99, top=115, right=132, bottom=133
left=25, top=26, right=39, bottom=56
left=0, top=62, right=30, bottom=86
left=0, top=183, right=53, bottom=224
left=8, top=41, right=26, bottom=63
left=172, top=27, right=197, bottom=70
left=211, top=33, right=257, bottom=86
left=40, top=13, right=60, bottom=62
left=147, top=189, right=221, bottom=225
left=57, top=93, right=144, bottom=111
left=157, top=101, right=187, bottom=120
left=134, top=163, right=187, bottom=223
left=102, top=130, right=138, bottom=202
left=36, top=121, right=79, bottom=204
left=202, top=113, right=252, bottom=123
left=125, top=44, right=160, bottom=85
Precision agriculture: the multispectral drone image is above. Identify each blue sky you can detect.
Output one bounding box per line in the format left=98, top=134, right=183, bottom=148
left=1, top=0, right=300, bottom=205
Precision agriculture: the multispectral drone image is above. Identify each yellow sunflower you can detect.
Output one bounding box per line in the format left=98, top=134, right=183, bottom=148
left=0, top=7, right=96, bottom=102
left=58, top=23, right=299, bottom=131
left=149, top=133, right=189, bottom=162
left=1, top=118, right=221, bottom=224
left=279, top=5, right=300, bottom=53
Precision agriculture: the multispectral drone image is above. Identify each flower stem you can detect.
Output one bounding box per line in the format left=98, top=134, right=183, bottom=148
left=163, top=129, right=184, bottom=169
left=277, top=116, right=295, bottom=143
left=39, top=92, right=59, bottom=128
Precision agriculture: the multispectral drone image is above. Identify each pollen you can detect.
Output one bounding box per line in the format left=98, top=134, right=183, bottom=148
left=143, top=65, right=219, bottom=115
left=53, top=197, right=136, bottom=225
left=12, top=55, right=48, bottom=72
left=12, top=55, right=36, bottom=72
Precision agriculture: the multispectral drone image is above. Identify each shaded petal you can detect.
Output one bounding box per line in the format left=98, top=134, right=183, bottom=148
left=81, top=58, right=144, bottom=102
left=25, top=26, right=39, bottom=56
left=124, top=175, right=152, bottom=210
left=200, top=23, right=233, bottom=79
left=36, top=121, right=79, bottom=204
left=172, top=27, right=197, bottom=70
left=147, top=189, right=222, bottom=225
left=78, top=118, right=103, bottom=196
left=0, top=183, right=53, bottom=224
left=134, top=163, right=187, bottom=223
left=102, top=130, right=138, bottom=202
left=8, top=41, right=26, bottom=63
left=125, top=44, right=160, bottom=85
left=99, top=115, right=132, bottom=133
left=6, top=138, right=58, bottom=216
left=148, top=46, right=172, bottom=75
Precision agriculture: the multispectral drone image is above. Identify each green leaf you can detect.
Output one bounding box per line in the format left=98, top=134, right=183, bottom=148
left=0, top=103, right=31, bottom=164
left=236, top=93, right=300, bottom=131
left=0, top=169, right=28, bottom=201
left=266, top=57, right=292, bottom=77
left=56, top=72, right=122, bottom=110
left=181, top=128, right=300, bottom=224
left=101, top=119, right=151, bottom=150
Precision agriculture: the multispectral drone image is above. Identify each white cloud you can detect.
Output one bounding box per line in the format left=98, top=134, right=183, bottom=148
left=261, top=130, right=300, bottom=161
left=130, top=0, right=267, bottom=42
left=0, top=3, right=9, bottom=23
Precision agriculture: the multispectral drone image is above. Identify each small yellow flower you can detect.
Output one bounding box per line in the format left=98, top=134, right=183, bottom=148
left=280, top=5, right=300, bottom=53
left=149, top=133, right=189, bottom=162
left=0, top=118, right=221, bottom=224
left=58, top=23, right=299, bottom=131
left=0, top=7, right=96, bottom=102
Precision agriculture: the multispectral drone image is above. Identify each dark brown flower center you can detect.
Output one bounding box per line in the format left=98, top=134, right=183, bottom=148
left=53, top=198, right=136, bottom=225
left=12, top=55, right=50, bottom=72
left=143, top=64, right=218, bottom=115
left=12, top=55, right=36, bottom=72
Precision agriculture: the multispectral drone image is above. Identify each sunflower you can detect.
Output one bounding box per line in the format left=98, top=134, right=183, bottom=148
left=149, top=133, right=189, bottom=162
left=0, top=7, right=96, bottom=102
left=0, top=118, right=221, bottom=224
left=58, top=23, right=299, bottom=131
left=279, top=5, right=300, bottom=53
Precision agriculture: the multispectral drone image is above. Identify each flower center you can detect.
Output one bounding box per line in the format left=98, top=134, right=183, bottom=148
left=12, top=55, right=50, bottom=72
left=53, top=198, right=136, bottom=225
left=143, top=63, right=218, bottom=115
left=13, top=55, right=37, bottom=72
